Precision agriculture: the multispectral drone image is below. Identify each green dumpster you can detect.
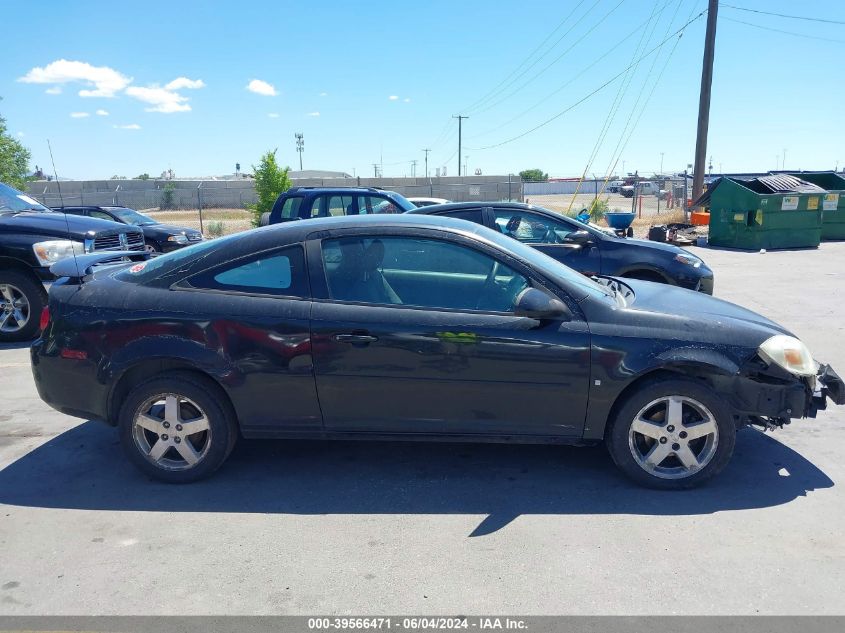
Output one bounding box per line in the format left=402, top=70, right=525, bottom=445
left=694, top=175, right=825, bottom=250
left=785, top=171, right=845, bottom=240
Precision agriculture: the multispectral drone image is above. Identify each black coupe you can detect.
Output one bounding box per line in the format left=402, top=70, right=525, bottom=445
left=31, top=215, right=843, bottom=488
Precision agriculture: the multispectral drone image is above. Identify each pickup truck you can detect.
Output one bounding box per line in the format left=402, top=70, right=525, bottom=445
left=620, top=181, right=667, bottom=199
left=0, top=181, right=145, bottom=341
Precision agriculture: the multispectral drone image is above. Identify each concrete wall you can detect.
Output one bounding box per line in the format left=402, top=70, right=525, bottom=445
left=27, top=176, right=523, bottom=209
left=524, top=180, right=608, bottom=195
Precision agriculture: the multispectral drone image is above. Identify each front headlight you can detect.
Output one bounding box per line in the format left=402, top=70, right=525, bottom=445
left=674, top=253, right=702, bottom=268
left=759, top=335, right=816, bottom=377
left=32, top=240, right=85, bottom=266
left=167, top=234, right=188, bottom=244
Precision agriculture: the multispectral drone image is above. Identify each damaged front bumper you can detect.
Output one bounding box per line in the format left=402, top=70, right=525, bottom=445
left=727, top=360, right=845, bottom=430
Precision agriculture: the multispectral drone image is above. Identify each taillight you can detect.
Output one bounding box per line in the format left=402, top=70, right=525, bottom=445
left=39, top=306, right=50, bottom=331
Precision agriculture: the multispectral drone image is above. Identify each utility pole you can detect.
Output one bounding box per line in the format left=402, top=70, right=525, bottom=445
left=783, top=148, right=787, bottom=170
left=453, top=115, right=468, bottom=176
left=372, top=163, right=379, bottom=178
left=660, top=152, right=664, bottom=174
left=464, top=155, right=469, bottom=177
left=411, top=160, right=417, bottom=178
left=422, top=149, right=431, bottom=178
left=295, top=133, right=304, bottom=171
left=691, top=0, right=718, bottom=204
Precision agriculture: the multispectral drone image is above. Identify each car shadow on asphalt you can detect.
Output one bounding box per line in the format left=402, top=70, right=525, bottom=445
left=0, top=422, right=833, bottom=537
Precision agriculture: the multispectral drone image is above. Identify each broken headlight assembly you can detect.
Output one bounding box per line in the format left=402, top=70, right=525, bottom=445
left=758, top=335, right=816, bottom=378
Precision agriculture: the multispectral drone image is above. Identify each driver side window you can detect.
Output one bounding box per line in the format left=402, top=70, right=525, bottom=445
left=322, top=236, right=529, bottom=313
left=493, top=209, right=574, bottom=244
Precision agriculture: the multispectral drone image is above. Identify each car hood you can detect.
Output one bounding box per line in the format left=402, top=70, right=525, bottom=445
left=613, top=236, right=685, bottom=255
left=145, top=223, right=200, bottom=235
left=0, top=211, right=128, bottom=239
left=621, top=278, right=793, bottom=340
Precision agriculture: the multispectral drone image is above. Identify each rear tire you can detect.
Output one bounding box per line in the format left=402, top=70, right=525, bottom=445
left=118, top=372, right=238, bottom=483
left=0, top=270, right=45, bottom=342
left=605, top=377, right=736, bottom=489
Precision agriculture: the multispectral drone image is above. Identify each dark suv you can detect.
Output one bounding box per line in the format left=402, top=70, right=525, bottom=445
left=408, top=202, right=714, bottom=294
left=0, top=182, right=144, bottom=341
left=260, top=187, right=416, bottom=226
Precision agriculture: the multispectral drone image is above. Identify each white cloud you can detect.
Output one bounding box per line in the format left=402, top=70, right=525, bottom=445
left=307, top=111, right=320, bottom=117
left=45, top=86, right=62, bottom=95
left=388, top=95, right=398, bottom=101
left=319, top=92, right=328, bottom=97
left=70, top=112, right=90, bottom=118
left=114, top=123, right=141, bottom=130
left=17, top=132, right=24, bottom=137
left=268, top=113, right=280, bottom=118
left=19, top=59, right=132, bottom=97
left=404, top=98, right=411, bottom=103
left=246, top=79, right=277, bottom=96
left=96, top=109, right=109, bottom=116
left=125, top=85, right=191, bottom=113
left=165, top=77, right=205, bottom=90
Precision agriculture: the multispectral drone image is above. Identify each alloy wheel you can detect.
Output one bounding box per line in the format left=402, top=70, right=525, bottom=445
left=0, top=284, right=30, bottom=334
left=628, top=395, right=719, bottom=480
left=131, top=393, right=213, bottom=471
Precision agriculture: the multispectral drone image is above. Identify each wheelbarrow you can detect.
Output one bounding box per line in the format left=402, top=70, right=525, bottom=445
left=604, top=211, right=636, bottom=238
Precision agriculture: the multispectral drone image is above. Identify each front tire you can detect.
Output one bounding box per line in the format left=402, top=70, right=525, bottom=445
left=605, top=377, right=736, bottom=489
left=0, top=271, right=45, bottom=342
left=118, top=372, right=238, bottom=483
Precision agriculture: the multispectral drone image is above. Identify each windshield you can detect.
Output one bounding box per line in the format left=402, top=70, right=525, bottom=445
left=111, top=207, right=157, bottom=226
left=388, top=192, right=416, bottom=212
left=469, top=223, right=614, bottom=302
left=0, top=182, right=52, bottom=214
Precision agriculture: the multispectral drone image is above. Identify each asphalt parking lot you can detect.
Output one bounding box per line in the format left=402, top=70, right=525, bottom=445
left=1, top=242, right=844, bottom=616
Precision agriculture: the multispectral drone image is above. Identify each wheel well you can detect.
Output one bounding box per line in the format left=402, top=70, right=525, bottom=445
left=108, top=359, right=236, bottom=426
left=0, top=258, right=47, bottom=293
left=621, top=269, right=668, bottom=283
left=603, top=366, right=725, bottom=440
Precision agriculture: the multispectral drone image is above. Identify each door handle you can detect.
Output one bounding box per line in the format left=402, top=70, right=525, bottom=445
left=333, top=333, right=379, bottom=344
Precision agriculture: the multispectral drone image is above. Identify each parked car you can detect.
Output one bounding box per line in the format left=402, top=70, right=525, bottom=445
left=0, top=181, right=144, bottom=342
left=620, top=181, right=667, bottom=199
left=606, top=180, right=624, bottom=193
left=32, top=215, right=843, bottom=488
left=259, top=187, right=416, bottom=226
left=409, top=197, right=452, bottom=207
left=54, top=205, right=202, bottom=253
left=408, top=202, right=714, bottom=293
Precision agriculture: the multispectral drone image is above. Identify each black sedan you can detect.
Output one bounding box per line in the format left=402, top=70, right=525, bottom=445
left=54, top=205, right=203, bottom=253
left=408, top=202, right=714, bottom=293
left=31, top=215, right=843, bottom=488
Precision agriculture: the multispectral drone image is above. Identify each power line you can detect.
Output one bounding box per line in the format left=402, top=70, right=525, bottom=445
left=462, top=0, right=602, bottom=115
left=467, top=2, right=676, bottom=141
left=471, top=0, right=630, bottom=118
left=722, top=15, right=845, bottom=43
left=467, top=9, right=707, bottom=151
left=459, top=0, right=590, bottom=115
left=722, top=3, right=845, bottom=26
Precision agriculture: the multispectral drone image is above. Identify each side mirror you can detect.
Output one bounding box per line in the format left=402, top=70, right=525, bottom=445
left=565, top=230, right=592, bottom=245
left=514, top=288, right=572, bottom=321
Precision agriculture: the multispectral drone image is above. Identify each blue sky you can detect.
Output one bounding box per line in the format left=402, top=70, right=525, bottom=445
left=2, top=0, right=843, bottom=180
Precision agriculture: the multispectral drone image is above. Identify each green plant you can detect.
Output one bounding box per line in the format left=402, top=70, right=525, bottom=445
left=207, top=221, right=224, bottom=237
left=519, top=168, right=548, bottom=183
left=588, top=196, right=610, bottom=222
left=246, top=149, right=292, bottom=227
left=161, top=182, right=176, bottom=209
left=0, top=99, right=32, bottom=189
left=136, top=173, right=150, bottom=180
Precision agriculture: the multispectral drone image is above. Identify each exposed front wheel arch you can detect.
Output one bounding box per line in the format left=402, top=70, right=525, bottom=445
left=621, top=269, right=668, bottom=284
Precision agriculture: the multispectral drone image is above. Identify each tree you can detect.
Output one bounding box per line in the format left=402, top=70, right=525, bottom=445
left=136, top=173, right=150, bottom=180
left=247, top=148, right=292, bottom=227
left=519, top=169, right=548, bottom=183
left=0, top=100, right=32, bottom=189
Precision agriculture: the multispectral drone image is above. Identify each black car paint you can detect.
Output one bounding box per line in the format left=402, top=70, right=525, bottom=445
left=0, top=209, right=144, bottom=281
left=31, top=215, right=839, bottom=447
left=407, top=202, right=715, bottom=293
left=55, top=206, right=201, bottom=252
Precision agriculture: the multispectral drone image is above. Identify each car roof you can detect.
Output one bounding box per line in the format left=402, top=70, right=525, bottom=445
left=284, top=186, right=399, bottom=195
left=406, top=200, right=555, bottom=216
